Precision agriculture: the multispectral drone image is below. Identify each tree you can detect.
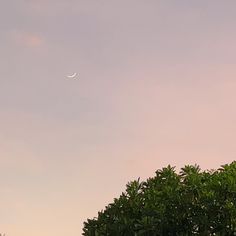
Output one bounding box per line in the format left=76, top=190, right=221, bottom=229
left=83, top=161, right=236, bottom=235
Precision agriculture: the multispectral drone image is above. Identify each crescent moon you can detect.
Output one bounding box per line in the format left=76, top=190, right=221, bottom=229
left=67, top=72, right=77, bottom=78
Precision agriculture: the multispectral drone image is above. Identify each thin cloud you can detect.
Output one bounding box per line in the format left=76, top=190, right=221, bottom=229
left=10, top=30, right=44, bottom=48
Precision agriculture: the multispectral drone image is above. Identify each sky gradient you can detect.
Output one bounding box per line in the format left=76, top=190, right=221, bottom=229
left=1, top=1, right=236, bottom=235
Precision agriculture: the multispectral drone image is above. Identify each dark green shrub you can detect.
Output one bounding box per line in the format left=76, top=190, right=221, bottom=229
left=83, top=161, right=236, bottom=235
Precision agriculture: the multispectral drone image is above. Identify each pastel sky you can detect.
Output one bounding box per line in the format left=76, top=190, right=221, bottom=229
left=1, top=1, right=236, bottom=235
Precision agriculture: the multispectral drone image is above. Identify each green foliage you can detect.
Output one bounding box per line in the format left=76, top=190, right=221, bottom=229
left=83, top=162, right=236, bottom=235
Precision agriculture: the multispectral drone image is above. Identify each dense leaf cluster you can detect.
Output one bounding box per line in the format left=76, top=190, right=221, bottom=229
left=83, top=161, right=236, bottom=235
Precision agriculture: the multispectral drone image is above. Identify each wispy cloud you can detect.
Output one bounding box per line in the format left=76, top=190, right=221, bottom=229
left=9, top=30, right=44, bottom=48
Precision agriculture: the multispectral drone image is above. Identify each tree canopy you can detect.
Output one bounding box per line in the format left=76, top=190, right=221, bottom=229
left=83, top=161, right=236, bottom=235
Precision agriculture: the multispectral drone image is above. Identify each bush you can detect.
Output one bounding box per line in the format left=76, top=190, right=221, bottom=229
left=83, top=161, right=236, bottom=235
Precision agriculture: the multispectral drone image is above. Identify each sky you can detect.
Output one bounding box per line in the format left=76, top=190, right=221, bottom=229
left=1, top=1, right=236, bottom=235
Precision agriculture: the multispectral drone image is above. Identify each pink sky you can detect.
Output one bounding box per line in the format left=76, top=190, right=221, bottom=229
left=1, top=1, right=236, bottom=235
